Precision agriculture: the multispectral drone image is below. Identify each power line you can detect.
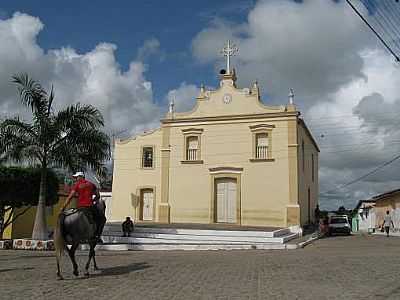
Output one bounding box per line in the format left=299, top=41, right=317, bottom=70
left=321, top=152, right=400, bottom=196
left=121, top=116, right=400, bottom=142
left=113, top=138, right=400, bottom=167
left=364, top=0, right=400, bottom=51
left=346, top=0, right=400, bottom=62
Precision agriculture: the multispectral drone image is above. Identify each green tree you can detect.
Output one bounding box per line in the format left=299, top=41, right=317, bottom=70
left=0, top=167, right=59, bottom=238
left=0, top=74, right=110, bottom=240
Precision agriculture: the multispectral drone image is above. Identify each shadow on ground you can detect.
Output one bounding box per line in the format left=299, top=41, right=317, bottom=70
left=0, top=267, right=34, bottom=273
left=90, top=262, right=151, bottom=278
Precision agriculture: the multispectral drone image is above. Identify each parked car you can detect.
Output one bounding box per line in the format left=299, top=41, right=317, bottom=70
left=328, top=215, right=351, bottom=236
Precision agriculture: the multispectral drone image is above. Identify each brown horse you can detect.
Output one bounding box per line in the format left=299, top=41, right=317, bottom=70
left=54, top=200, right=105, bottom=280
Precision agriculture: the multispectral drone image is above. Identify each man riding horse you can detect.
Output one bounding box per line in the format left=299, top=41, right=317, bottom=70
left=62, top=171, right=106, bottom=243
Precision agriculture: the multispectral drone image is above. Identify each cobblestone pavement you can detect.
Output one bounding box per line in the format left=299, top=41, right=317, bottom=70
left=1, top=235, right=400, bottom=300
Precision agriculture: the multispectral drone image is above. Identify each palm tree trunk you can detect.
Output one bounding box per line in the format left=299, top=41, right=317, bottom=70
left=0, top=206, right=4, bottom=239
left=32, top=167, right=48, bottom=240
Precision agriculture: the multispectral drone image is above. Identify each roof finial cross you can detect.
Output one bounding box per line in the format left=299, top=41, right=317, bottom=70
left=288, top=88, right=295, bottom=105
left=221, top=40, right=238, bottom=75
left=169, top=92, right=175, bottom=114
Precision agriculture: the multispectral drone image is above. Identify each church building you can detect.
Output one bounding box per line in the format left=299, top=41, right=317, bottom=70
left=111, top=41, right=319, bottom=228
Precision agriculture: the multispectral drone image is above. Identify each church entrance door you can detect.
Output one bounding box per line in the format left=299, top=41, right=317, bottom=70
left=141, top=189, right=154, bottom=221
left=216, top=178, right=237, bottom=223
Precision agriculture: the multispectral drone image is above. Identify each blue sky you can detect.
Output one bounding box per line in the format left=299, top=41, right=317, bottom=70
left=0, top=0, right=254, bottom=102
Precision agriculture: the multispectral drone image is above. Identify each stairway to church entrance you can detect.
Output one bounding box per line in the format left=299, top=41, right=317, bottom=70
left=81, top=222, right=302, bottom=251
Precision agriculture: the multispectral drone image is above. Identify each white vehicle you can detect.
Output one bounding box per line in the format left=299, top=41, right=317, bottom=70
left=328, top=215, right=351, bottom=236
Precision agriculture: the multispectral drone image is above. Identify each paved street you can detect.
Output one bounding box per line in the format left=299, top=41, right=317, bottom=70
left=1, top=235, right=400, bottom=299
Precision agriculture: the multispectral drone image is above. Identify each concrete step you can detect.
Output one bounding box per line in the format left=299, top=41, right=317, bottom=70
left=80, top=243, right=299, bottom=251
left=100, top=232, right=298, bottom=245
left=97, top=223, right=300, bottom=251
left=103, top=223, right=290, bottom=238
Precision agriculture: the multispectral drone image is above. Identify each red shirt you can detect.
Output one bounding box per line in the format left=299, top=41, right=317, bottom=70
left=72, top=178, right=96, bottom=208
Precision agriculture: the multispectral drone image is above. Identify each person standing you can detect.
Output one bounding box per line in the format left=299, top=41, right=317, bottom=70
left=314, top=204, right=321, bottom=225
left=382, top=210, right=395, bottom=237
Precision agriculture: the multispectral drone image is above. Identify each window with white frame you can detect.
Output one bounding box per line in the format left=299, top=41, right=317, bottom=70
left=255, top=133, right=268, bottom=159
left=186, top=136, right=199, bottom=161
left=181, top=128, right=203, bottom=164
left=249, top=124, right=274, bottom=162
left=142, top=146, right=154, bottom=168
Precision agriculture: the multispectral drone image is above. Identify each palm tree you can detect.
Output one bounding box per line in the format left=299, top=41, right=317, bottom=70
left=0, top=74, right=110, bottom=240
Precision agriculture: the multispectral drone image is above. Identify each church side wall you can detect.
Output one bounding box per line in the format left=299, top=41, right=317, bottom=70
left=297, top=122, right=319, bottom=226
left=111, top=130, right=162, bottom=222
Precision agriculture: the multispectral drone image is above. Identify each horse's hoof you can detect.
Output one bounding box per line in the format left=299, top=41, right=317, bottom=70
left=84, top=272, right=89, bottom=277
left=57, top=274, right=64, bottom=280
left=94, top=266, right=100, bottom=271
left=73, top=270, right=79, bottom=277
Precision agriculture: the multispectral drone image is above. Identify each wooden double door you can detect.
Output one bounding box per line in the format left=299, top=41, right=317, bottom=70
left=215, top=178, right=237, bottom=223
left=140, top=189, right=154, bottom=221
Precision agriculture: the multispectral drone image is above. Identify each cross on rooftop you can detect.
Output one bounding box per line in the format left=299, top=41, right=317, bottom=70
left=220, top=40, right=238, bottom=75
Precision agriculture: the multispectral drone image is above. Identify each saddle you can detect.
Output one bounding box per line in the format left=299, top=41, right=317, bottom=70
left=63, top=208, right=77, bottom=217
left=62, top=207, right=96, bottom=225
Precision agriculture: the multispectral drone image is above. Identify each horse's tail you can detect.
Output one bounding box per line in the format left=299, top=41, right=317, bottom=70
left=55, top=213, right=66, bottom=256
left=54, top=213, right=66, bottom=279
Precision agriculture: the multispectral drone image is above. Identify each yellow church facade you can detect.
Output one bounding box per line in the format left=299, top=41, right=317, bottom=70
left=111, top=43, right=319, bottom=228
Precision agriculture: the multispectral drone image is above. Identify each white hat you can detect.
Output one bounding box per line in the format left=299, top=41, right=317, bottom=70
left=72, top=171, right=85, bottom=177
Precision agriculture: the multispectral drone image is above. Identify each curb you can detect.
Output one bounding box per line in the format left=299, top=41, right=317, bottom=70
left=0, top=240, right=13, bottom=250
left=285, top=243, right=299, bottom=250
left=12, top=239, right=54, bottom=251
left=297, top=235, right=320, bottom=248
left=372, top=232, right=400, bottom=238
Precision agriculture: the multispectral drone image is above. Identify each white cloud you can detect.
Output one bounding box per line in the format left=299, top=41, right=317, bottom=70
left=192, top=0, right=372, bottom=106
left=0, top=12, right=160, bottom=136
left=306, top=49, right=400, bottom=209
left=166, top=82, right=199, bottom=113
left=136, top=37, right=161, bottom=61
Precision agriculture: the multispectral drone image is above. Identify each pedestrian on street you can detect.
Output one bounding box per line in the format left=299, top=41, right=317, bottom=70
left=382, top=210, right=395, bottom=237
left=314, top=204, right=321, bottom=225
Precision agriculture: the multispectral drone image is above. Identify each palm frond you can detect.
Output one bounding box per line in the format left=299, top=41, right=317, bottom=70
left=0, top=118, right=38, bottom=139
left=0, top=117, right=43, bottom=164
left=12, top=74, right=47, bottom=109
left=55, top=103, right=104, bottom=131
left=49, top=127, right=110, bottom=174
left=0, top=123, right=42, bottom=164
left=47, top=85, right=54, bottom=116
left=5, top=73, right=110, bottom=177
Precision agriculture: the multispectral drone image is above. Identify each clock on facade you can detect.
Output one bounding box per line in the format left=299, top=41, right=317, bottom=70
left=223, top=93, right=232, bottom=104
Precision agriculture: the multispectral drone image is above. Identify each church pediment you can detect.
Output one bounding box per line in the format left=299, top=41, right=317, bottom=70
left=169, top=79, right=287, bottom=120
left=164, top=40, right=295, bottom=122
